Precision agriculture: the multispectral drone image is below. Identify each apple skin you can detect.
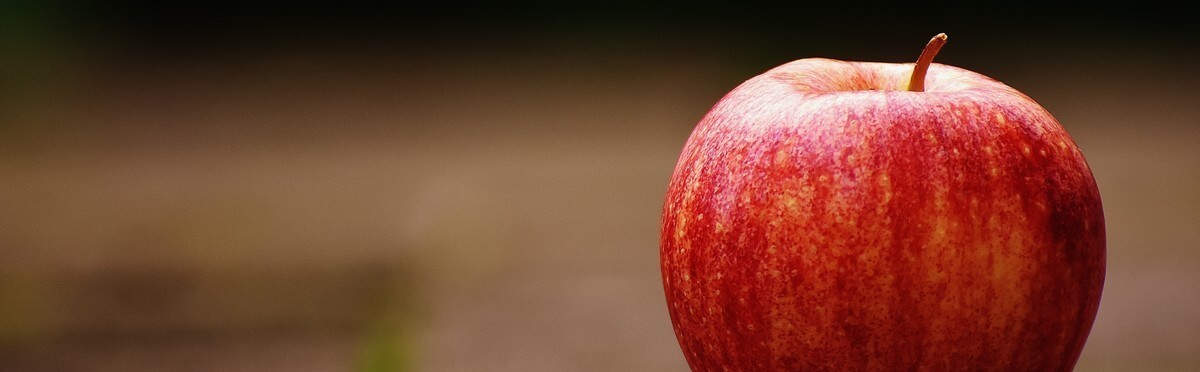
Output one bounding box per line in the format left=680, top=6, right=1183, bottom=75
left=660, top=58, right=1105, bottom=371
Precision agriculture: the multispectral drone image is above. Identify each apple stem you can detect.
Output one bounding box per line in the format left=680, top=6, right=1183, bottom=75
left=907, top=33, right=948, bottom=92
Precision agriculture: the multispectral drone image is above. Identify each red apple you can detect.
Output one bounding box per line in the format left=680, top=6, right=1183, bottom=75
left=660, top=34, right=1105, bottom=371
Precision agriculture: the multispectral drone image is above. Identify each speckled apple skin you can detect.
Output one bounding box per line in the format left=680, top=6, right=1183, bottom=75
left=660, top=59, right=1105, bottom=371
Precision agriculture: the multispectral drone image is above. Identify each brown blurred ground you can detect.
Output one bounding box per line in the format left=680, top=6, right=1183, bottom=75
left=2, top=22, right=1200, bottom=371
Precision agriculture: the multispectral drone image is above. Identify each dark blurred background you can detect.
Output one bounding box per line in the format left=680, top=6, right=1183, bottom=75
left=2, top=4, right=1197, bottom=371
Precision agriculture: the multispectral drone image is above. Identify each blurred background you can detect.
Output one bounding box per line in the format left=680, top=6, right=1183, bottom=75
left=1, top=4, right=1197, bottom=371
